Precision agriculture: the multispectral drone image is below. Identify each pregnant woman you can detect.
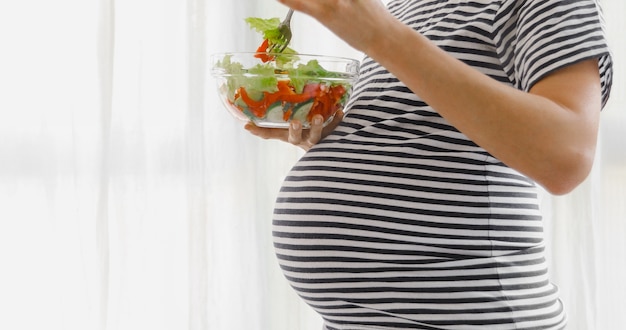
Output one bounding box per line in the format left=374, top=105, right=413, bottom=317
left=246, top=0, right=613, bottom=329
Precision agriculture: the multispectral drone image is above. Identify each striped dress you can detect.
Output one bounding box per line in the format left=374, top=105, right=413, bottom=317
left=272, top=1, right=613, bottom=329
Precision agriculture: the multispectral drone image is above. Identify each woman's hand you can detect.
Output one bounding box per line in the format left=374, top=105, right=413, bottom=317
left=276, top=0, right=392, bottom=54
left=244, top=111, right=344, bottom=151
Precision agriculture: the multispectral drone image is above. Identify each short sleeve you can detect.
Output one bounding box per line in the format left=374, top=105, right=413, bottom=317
left=494, top=0, right=613, bottom=108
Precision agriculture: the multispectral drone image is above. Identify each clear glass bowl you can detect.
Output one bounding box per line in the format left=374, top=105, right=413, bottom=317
left=210, top=52, right=360, bottom=128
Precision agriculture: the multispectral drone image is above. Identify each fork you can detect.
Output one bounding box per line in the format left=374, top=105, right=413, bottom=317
left=268, top=9, right=294, bottom=53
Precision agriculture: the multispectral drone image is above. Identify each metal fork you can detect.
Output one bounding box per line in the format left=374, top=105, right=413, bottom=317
left=268, top=9, right=294, bottom=53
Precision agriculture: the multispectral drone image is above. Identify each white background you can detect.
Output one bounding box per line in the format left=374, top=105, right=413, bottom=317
left=0, top=0, right=623, bottom=329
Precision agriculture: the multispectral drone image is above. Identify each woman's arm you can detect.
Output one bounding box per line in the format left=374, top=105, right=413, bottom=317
left=373, top=21, right=601, bottom=195
left=277, top=0, right=603, bottom=195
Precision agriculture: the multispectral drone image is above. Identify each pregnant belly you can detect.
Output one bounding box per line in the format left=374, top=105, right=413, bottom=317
left=270, top=146, right=561, bottom=329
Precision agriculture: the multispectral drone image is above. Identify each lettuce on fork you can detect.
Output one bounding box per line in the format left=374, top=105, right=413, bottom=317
left=245, top=16, right=297, bottom=65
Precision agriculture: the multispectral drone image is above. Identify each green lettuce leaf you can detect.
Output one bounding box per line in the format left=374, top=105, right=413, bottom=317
left=245, top=17, right=281, bottom=41
left=246, top=64, right=279, bottom=96
left=214, top=55, right=244, bottom=102
left=215, top=55, right=278, bottom=101
left=288, top=59, right=343, bottom=93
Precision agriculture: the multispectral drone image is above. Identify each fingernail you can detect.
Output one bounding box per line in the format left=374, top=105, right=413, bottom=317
left=313, top=116, right=323, bottom=125
left=291, top=121, right=300, bottom=130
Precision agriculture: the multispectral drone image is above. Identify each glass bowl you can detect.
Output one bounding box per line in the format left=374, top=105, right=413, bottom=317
left=210, top=52, right=360, bottom=128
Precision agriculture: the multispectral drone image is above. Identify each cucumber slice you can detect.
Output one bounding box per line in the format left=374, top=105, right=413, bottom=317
left=241, top=108, right=256, bottom=121
left=291, top=100, right=314, bottom=123
left=265, top=102, right=286, bottom=123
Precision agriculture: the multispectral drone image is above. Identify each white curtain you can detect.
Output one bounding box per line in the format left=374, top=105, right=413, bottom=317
left=0, top=1, right=622, bottom=330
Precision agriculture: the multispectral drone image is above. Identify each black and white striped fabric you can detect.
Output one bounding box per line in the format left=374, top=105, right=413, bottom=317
left=273, top=1, right=613, bottom=329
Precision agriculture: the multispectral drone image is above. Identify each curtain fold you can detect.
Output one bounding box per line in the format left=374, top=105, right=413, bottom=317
left=0, top=1, right=623, bottom=330
left=97, top=0, right=115, bottom=328
left=187, top=0, right=209, bottom=328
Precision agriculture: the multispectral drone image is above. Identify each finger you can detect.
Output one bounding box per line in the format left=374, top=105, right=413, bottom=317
left=244, top=122, right=288, bottom=141
left=307, top=115, right=324, bottom=145
left=320, top=110, right=344, bottom=135
left=288, top=120, right=303, bottom=145
left=277, top=0, right=313, bottom=14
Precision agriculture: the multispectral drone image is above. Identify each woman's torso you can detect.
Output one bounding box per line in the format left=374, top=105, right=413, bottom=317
left=272, top=1, right=569, bottom=329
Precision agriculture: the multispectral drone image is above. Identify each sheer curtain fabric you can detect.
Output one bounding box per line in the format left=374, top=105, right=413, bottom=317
left=0, top=0, right=623, bottom=330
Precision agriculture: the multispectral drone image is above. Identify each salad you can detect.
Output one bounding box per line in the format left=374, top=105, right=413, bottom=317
left=212, top=16, right=359, bottom=128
